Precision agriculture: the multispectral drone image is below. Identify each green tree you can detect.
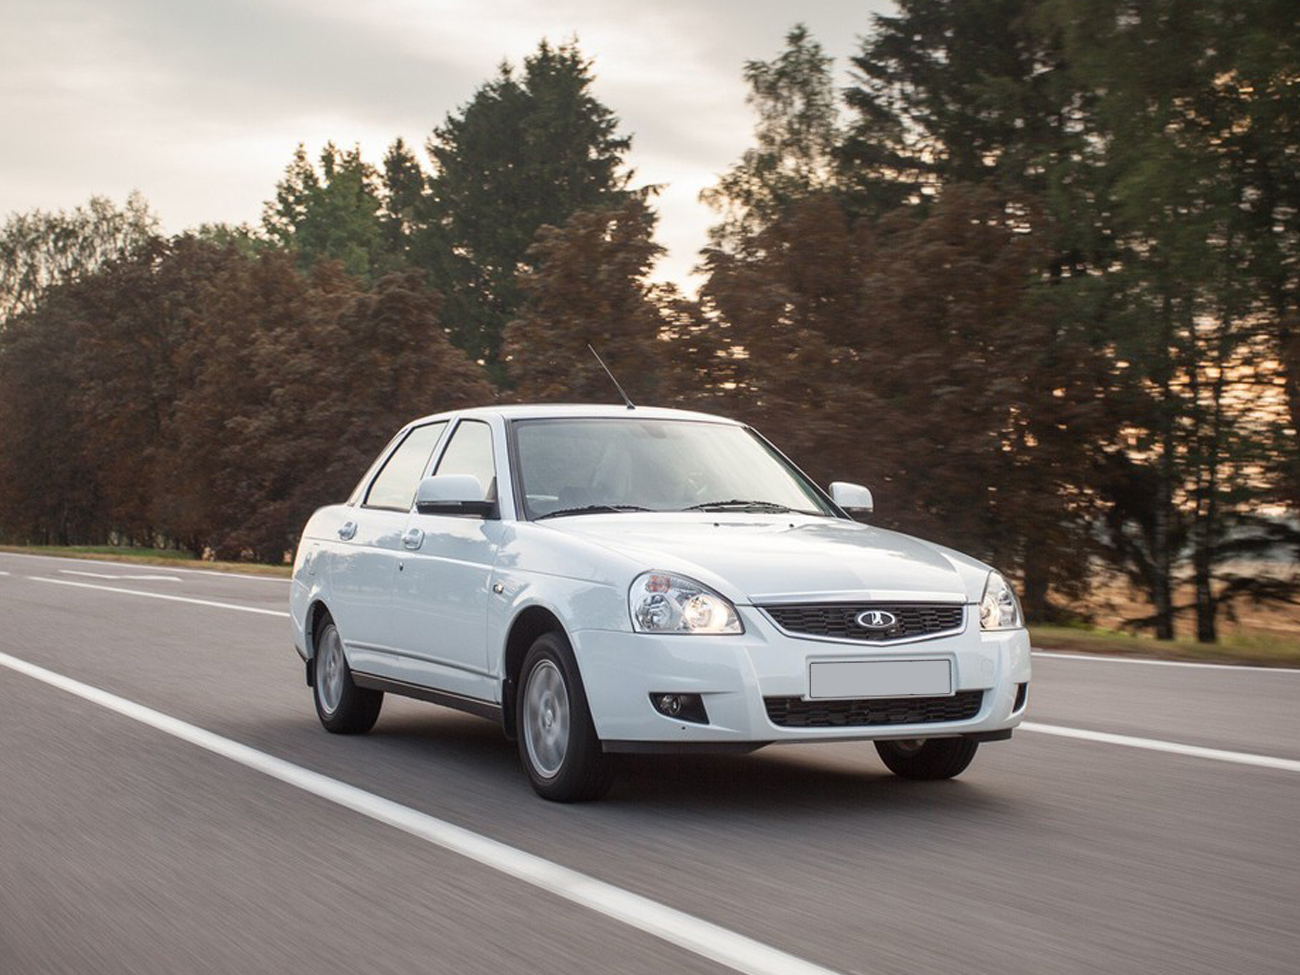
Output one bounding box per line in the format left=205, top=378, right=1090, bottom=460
left=425, top=40, right=635, bottom=371
left=1064, top=0, right=1300, bottom=640
left=263, top=143, right=391, bottom=282
left=839, top=1, right=1083, bottom=218
left=379, top=137, right=428, bottom=261
left=0, top=193, right=158, bottom=323
left=701, top=25, right=841, bottom=251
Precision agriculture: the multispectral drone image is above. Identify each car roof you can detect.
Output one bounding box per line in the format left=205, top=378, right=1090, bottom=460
left=404, top=403, right=742, bottom=427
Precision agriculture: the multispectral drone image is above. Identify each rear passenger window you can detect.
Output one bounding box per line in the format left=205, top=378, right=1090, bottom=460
left=434, top=420, right=496, bottom=500
left=364, top=422, right=448, bottom=510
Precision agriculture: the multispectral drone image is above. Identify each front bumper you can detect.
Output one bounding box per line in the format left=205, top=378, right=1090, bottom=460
left=570, top=604, right=1031, bottom=749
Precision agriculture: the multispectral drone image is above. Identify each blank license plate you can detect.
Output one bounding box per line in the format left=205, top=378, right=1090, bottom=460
left=808, top=659, right=952, bottom=699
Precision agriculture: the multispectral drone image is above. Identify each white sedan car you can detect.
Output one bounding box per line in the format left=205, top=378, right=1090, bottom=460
left=290, top=405, right=1030, bottom=801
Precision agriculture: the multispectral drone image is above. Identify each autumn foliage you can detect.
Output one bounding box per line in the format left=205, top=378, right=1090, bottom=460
left=1, top=18, right=1297, bottom=641
left=0, top=240, right=491, bottom=560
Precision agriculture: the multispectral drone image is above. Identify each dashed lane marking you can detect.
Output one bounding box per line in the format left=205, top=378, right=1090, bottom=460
left=1020, top=722, right=1300, bottom=773
left=27, top=576, right=291, bottom=618
left=59, top=569, right=183, bottom=582
left=1033, top=650, right=1300, bottom=675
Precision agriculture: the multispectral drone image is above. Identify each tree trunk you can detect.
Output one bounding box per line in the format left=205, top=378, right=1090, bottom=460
left=1020, top=541, right=1050, bottom=624
left=1151, top=294, right=1177, bottom=641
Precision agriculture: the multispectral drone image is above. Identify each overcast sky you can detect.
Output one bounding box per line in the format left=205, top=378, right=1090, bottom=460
left=1, top=0, right=894, bottom=288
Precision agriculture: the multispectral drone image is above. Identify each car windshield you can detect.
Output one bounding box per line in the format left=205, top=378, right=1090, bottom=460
left=513, top=418, right=835, bottom=520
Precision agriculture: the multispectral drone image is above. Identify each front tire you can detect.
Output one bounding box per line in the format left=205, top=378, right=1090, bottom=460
left=516, top=632, right=614, bottom=802
left=312, top=616, right=383, bottom=734
left=875, top=737, right=978, bottom=780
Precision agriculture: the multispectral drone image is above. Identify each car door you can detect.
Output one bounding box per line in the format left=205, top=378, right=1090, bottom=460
left=326, top=421, right=448, bottom=675
left=389, top=417, right=503, bottom=702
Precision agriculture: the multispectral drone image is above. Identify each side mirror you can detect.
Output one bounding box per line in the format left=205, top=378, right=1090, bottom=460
left=415, top=475, right=495, bottom=518
left=830, top=481, right=874, bottom=518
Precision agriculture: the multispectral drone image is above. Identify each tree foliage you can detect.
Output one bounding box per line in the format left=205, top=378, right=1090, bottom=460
left=695, top=188, right=1105, bottom=610
left=827, top=0, right=1300, bottom=637
left=504, top=200, right=676, bottom=405
left=702, top=25, right=840, bottom=251
left=425, top=40, right=635, bottom=370
left=0, top=192, right=158, bottom=323
left=1, top=19, right=1296, bottom=642
left=0, top=236, right=492, bottom=559
left=264, top=143, right=391, bottom=283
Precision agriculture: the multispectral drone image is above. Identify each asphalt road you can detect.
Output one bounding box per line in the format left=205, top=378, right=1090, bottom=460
left=1, top=549, right=1297, bottom=975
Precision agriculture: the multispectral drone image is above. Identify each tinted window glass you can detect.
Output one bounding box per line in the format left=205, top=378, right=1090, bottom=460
left=364, top=422, right=447, bottom=510
left=434, top=420, right=496, bottom=500
left=514, top=419, right=832, bottom=518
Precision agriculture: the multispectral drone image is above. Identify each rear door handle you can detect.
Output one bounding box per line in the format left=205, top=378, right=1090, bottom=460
left=338, top=521, right=357, bottom=541
left=402, top=528, right=424, bottom=550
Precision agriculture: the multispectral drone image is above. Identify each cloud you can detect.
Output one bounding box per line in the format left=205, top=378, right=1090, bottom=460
left=0, top=0, right=891, bottom=288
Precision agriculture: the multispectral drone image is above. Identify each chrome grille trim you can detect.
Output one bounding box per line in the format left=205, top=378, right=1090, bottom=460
left=760, top=602, right=965, bottom=643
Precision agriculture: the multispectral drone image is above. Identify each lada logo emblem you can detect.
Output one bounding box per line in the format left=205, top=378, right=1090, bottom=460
left=855, top=610, right=898, bottom=630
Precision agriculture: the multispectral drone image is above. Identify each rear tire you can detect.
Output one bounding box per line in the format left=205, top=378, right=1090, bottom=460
left=312, top=616, right=383, bottom=734
left=875, top=737, right=978, bottom=780
left=516, top=631, right=614, bottom=802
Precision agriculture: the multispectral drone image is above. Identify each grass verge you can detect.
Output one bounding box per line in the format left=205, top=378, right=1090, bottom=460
left=0, top=545, right=291, bottom=578
left=1031, top=624, right=1300, bottom=668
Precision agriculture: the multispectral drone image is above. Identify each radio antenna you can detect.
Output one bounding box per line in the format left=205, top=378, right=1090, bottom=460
left=587, top=344, right=636, bottom=410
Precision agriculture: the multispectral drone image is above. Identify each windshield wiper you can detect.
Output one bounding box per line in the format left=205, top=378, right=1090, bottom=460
left=536, top=504, right=653, bottom=521
left=682, top=499, right=803, bottom=513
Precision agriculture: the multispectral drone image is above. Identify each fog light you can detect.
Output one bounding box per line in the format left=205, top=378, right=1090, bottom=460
left=1013, top=683, right=1029, bottom=712
left=650, top=692, right=708, bottom=724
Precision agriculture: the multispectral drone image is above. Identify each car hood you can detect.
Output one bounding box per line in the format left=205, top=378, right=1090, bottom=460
left=542, top=514, right=985, bottom=604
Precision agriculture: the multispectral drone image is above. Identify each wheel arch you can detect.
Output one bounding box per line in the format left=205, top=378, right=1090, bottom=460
left=305, top=599, right=334, bottom=661
left=501, top=604, right=568, bottom=741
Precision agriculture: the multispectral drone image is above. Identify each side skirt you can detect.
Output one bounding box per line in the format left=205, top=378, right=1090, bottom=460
left=351, top=671, right=503, bottom=723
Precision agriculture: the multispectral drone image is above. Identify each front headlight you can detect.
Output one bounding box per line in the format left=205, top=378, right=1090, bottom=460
left=629, top=571, right=743, bottom=635
left=979, top=571, right=1023, bottom=630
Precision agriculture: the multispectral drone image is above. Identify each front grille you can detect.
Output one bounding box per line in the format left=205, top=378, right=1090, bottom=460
left=765, top=691, right=984, bottom=728
left=762, top=603, right=964, bottom=641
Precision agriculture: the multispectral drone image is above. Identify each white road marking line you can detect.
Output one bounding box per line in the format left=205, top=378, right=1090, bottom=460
left=0, top=550, right=291, bottom=582
left=19, top=571, right=1300, bottom=779
left=1033, top=650, right=1300, bottom=675
left=59, top=570, right=183, bottom=582
left=1020, top=722, right=1300, bottom=773
left=0, top=570, right=9, bottom=576
left=28, top=577, right=290, bottom=618
left=0, top=651, right=843, bottom=975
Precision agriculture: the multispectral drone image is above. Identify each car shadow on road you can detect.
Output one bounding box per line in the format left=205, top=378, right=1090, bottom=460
left=610, top=747, right=1016, bottom=817
left=343, top=706, right=1022, bottom=821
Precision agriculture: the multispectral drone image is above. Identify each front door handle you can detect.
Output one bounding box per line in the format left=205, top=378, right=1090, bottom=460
left=338, top=521, right=357, bottom=541
left=402, top=527, right=424, bottom=550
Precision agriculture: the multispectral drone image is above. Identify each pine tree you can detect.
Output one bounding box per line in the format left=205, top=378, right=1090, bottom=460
left=701, top=25, right=840, bottom=252
left=263, top=143, right=391, bottom=282
left=379, top=138, right=427, bottom=261
left=424, top=40, right=634, bottom=372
